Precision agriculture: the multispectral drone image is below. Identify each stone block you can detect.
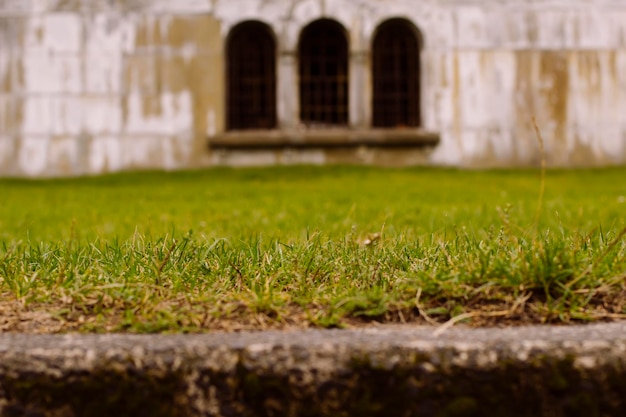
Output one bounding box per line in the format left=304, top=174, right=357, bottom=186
left=123, top=91, right=193, bottom=136
left=87, top=135, right=123, bottom=174
left=84, top=13, right=137, bottom=54
left=47, top=134, right=80, bottom=175
left=17, top=134, right=49, bottom=176
left=21, top=51, right=82, bottom=94
left=21, top=96, right=51, bottom=135
left=82, top=96, right=123, bottom=135
left=0, top=134, right=17, bottom=174
left=84, top=52, right=123, bottom=94
left=0, top=0, right=48, bottom=16
left=49, top=96, right=84, bottom=135
left=128, top=0, right=212, bottom=14
left=0, top=95, right=21, bottom=134
left=24, top=13, right=82, bottom=54
left=0, top=53, right=23, bottom=94
left=123, top=54, right=160, bottom=95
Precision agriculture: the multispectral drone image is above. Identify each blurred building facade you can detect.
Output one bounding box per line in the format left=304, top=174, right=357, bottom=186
left=1, top=0, right=625, bottom=176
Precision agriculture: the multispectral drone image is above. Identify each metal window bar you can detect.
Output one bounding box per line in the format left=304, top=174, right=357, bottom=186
left=372, top=20, right=420, bottom=128
left=227, top=22, right=277, bottom=130
left=299, top=20, right=349, bottom=127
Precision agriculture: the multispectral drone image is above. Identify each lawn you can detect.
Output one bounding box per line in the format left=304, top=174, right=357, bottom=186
left=0, top=166, right=625, bottom=333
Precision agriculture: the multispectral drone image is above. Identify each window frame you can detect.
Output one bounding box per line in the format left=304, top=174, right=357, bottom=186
left=226, top=20, right=278, bottom=131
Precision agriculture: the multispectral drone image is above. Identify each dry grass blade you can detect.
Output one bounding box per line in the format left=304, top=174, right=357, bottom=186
left=433, top=310, right=510, bottom=337
left=510, top=292, right=532, bottom=314
left=415, top=288, right=439, bottom=325
left=531, top=116, right=547, bottom=232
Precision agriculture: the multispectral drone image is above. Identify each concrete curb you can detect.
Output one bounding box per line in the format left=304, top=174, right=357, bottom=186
left=1, top=322, right=626, bottom=417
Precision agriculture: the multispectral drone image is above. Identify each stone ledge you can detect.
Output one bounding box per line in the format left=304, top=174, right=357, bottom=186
left=1, top=322, right=626, bottom=416
left=208, top=129, right=440, bottom=150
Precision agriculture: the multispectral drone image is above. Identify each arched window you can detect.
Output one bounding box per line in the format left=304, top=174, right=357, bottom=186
left=298, top=19, right=349, bottom=126
left=226, top=21, right=276, bottom=130
left=372, top=18, right=421, bottom=128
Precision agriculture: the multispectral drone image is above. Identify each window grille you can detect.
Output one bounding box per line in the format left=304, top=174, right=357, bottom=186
left=372, top=19, right=421, bottom=128
left=298, top=19, right=349, bottom=127
left=227, top=21, right=277, bottom=130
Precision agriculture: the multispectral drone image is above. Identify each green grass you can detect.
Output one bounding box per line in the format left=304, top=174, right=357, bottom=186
left=0, top=166, right=625, bottom=332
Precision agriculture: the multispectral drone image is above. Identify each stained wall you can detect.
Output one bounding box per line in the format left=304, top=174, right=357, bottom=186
left=0, top=0, right=625, bottom=176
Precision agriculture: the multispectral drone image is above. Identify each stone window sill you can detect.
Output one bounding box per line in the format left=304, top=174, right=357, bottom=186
left=208, top=129, right=440, bottom=150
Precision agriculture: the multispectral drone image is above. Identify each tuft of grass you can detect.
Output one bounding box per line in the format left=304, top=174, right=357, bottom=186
left=0, top=166, right=625, bottom=333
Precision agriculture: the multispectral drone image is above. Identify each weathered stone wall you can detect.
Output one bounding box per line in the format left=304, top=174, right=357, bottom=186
left=0, top=0, right=224, bottom=176
left=0, top=0, right=625, bottom=176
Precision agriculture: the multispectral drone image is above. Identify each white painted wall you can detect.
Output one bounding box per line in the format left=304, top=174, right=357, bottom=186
left=1, top=0, right=625, bottom=176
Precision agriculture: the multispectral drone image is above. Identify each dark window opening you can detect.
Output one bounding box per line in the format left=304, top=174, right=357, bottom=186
left=227, top=21, right=276, bottom=130
left=298, top=19, right=349, bottom=127
left=372, top=18, right=421, bottom=128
